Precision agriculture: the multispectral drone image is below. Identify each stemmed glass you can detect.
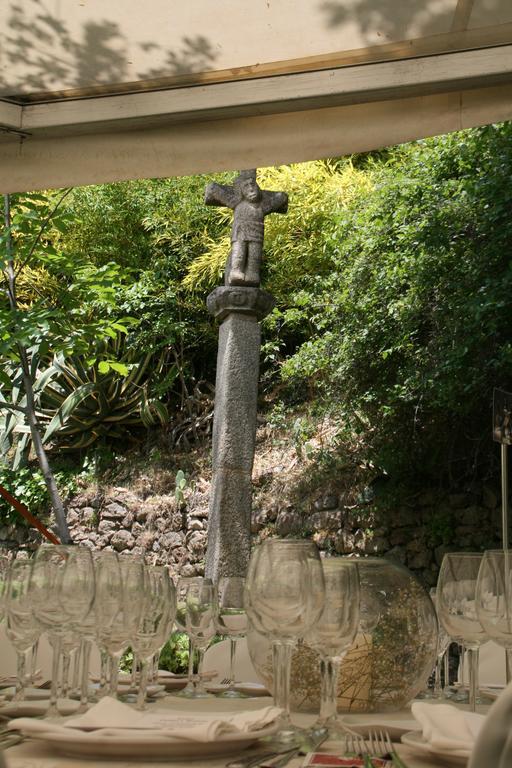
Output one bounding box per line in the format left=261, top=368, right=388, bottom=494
left=95, top=554, right=145, bottom=700
left=245, top=538, right=325, bottom=743
left=215, top=576, right=248, bottom=698
left=132, top=565, right=176, bottom=710
left=175, top=577, right=216, bottom=699
left=437, top=553, right=487, bottom=711
left=4, top=558, right=39, bottom=702
left=30, top=544, right=73, bottom=716
left=429, top=588, right=452, bottom=698
left=0, top=553, right=10, bottom=619
left=476, top=549, right=512, bottom=684
left=305, top=558, right=359, bottom=737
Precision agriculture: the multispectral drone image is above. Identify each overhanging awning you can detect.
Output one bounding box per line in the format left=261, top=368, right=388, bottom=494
left=1, top=0, right=512, bottom=192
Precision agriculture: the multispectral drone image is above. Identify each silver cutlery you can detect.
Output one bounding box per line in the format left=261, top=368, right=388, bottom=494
left=227, top=728, right=328, bottom=768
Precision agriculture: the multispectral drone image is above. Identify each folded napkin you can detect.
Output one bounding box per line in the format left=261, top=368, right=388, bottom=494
left=410, top=702, right=485, bottom=756
left=9, top=697, right=282, bottom=743
left=468, top=680, right=512, bottom=768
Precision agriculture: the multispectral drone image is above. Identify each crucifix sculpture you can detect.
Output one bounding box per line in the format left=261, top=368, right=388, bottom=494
left=204, top=169, right=288, bottom=581
left=205, top=169, right=288, bottom=287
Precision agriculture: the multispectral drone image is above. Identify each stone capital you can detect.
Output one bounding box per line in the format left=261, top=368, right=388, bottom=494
left=207, top=286, right=275, bottom=321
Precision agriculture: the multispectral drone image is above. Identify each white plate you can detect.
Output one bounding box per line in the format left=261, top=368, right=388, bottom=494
left=401, top=731, right=470, bottom=765
left=207, top=683, right=270, bottom=697
left=1, top=686, right=53, bottom=702
left=0, top=698, right=80, bottom=718
left=25, top=723, right=279, bottom=760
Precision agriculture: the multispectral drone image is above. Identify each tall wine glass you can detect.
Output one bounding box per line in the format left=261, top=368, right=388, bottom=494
left=215, top=576, right=248, bottom=698
left=305, top=558, right=359, bottom=737
left=245, top=538, right=325, bottom=743
left=476, top=549, right=512, bottom=684
left=175, top=577, right=214, bottom=698
left=5, top=559, right=39, bottom=702
left=437, top=553, right=487, bottom=711
left=185, top=578, right=217, bottom=698
left=30, top=544, right=74, bottom=716
left=429, top=588, right=452, bottom=698
left=0, top=553, right=10, bottom=620
left=59, top=548, right=95, bottom=698
left=132, top=565, right=176, bottom=710
left=96, top=554, right=145, bottom=699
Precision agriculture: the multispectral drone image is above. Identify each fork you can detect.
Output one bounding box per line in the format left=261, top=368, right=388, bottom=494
left=219, top=677, right=233, bottom=685
left=367, top=730, right=410, bottom=768
left=344, top=733, right=375, bottom=768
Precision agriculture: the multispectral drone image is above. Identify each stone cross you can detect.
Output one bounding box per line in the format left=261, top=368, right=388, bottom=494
left=205, top=169, right=288, bottom=288
left=204, top=169, right=288, bottom=581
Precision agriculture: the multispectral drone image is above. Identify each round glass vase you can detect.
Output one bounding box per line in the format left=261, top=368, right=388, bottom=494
left=247, top=556, right=438, bottom=713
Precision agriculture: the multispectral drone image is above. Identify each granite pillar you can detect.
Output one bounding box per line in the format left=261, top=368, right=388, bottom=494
left=205, top=286, right=275, bottom=581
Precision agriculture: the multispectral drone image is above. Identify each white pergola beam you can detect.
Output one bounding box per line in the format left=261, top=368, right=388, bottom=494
left=19, top=45, right=512, bottom=135
left=2, top=83, right=512, bottom=194
left=0, top=100, right=22, bottom=131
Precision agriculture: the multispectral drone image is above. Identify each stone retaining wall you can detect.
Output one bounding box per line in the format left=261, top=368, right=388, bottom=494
left=2, top=480, right=501, bottom=586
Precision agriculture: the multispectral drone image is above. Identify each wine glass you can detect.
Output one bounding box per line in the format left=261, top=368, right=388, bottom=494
left=215, top=576, right=248, bottom=698
left=0, top=553, right=10, bottom=620
left=185, top=578, right=217, bottom=698
left=429, top=588, right=451, bottom=698
left=4, top=558, right=39, bottom=702
left=30, top=544, right=74, bottom=716
left=437, top=553, right=487, bottom=711
left=476, top=549, right=512, bottom=684
left=95, top=554, right=145, bottom=699
left=132, top=565, right=176, bottom=710
left=304, top=558, right=359, bottom=737
left=59, top=547, right=95, bottom=698
left=175, top=577, right=215, bottom=698
left=245, top=538, right=325, bottom=743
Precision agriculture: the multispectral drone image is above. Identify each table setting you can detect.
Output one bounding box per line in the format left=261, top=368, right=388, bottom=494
left=0, top=541, right=511, bottom=767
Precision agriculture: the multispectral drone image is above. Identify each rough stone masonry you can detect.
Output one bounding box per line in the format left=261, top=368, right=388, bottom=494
left=204, top=169, right=288, bottom=580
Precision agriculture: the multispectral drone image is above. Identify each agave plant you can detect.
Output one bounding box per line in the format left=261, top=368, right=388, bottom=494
left=0, top=337, right=173, bottom=463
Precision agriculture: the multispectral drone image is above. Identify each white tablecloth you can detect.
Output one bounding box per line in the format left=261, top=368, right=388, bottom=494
left=2, top=694, right=475, bottom=767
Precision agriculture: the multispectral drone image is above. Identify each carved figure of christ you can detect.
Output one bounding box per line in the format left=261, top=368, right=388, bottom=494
left=204, top=170, right=288, bottom=287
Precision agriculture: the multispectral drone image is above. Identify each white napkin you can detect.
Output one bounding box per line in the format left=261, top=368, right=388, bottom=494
left=9, top=697, right=282, bottom=743
left=410, top=702, right=485, bottom=756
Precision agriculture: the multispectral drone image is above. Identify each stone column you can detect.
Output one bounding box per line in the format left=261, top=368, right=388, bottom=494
left=205, top=285, right=275, bottom=581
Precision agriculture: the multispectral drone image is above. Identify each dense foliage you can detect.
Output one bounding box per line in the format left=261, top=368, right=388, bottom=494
left=2, top=123, right=511, bottom=500
left=280, top=124, right=512, bottom=485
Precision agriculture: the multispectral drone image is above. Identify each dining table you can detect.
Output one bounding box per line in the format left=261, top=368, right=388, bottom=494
left=1, top=691, right=489, bottom=768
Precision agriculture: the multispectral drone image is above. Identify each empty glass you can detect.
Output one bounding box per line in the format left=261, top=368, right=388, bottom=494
left=215, top=576, right=248, bottom=698
left=175, top=577, right=216, bottom=698
left=305, top=558, right=359, bottom=737
left=132, top=565, right=176, bottom=710
left=30, top=544, right=74, bottom=716
left=437, top=553, right=487, bottom=711
left=95, top=553, right=145, bottom=700
left=476, top=550, right=512, bottom=684
left=5, top=558, right=39, bottom=702
left=245, top=538, right=325, bottom=742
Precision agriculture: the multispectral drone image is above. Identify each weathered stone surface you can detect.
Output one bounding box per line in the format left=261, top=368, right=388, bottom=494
left=102, top=502, right=127, bottom=520
left=81, top=507, right=96, bottom=525
left=98, top=520, right=116, bottom=534
left=482, top=485, right=498, bottom=509
left=456, top=505, right=485, bottom=526
left=449, top=493, right=472, bottom=509
left=111, top=530, right=134, bottom=551
left=314, top=494, right=338, bottom=511
left=275, top=510, right=301, bottom=537
left=334, top=529, right=356, bottom=554
left=205, top=306, right=264, bottom=581
left=207, top=286, right=275, bottom=322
